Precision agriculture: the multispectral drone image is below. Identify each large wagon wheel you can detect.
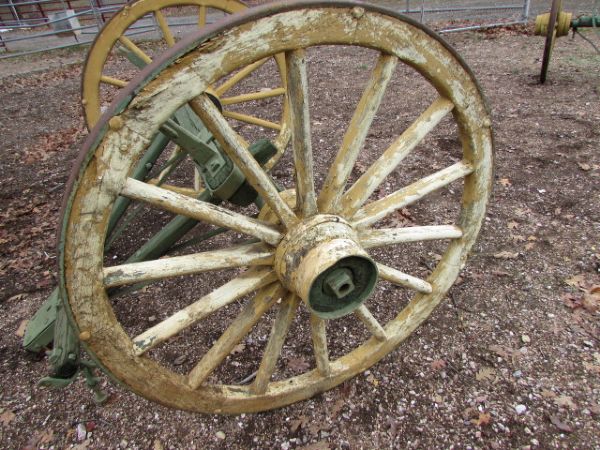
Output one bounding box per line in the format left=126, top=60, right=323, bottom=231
left=82, top=0, right=289, bottom=167
left=61, top=0, right=493, bottom=413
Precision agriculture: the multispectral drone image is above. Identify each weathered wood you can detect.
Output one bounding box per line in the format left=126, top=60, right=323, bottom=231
left=187, top=283, right=285, bottom=389
left=310, top=315, right=331, bottom=376
left=251, top=293, right=300, bottom=394
left=121, top=178, right=282, bottom=245
left=221, top=88, right=286, bottom=105
left=318, top=54, right=398, bottom=214
left=154, top=10, right=176, bottom=47
left=100, top=75, right=128, bottom=87
left=133, top=268, right=278, bottom=355
left=198, top=5, right=206, bottom=27
left=354, top=305, right=387, bottom=341
left=191, top=95, right=298, bottom=228
left=359, top=225, right=463, bottom=249
left=286, top=49, right=317, bottom=218
left=222, top=110, right=282, bottom=130
left=341, top=97, right=454, bottom=216
left=103, top=242, right=274, bottom=287
left=215, top=57, right=269, bottom=96
left=352, top=162, right=474, bottom=228
left=376, top=263, right=432, bottom=294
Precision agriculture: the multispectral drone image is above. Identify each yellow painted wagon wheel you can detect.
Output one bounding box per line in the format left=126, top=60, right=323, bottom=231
left=61, top=1, right=493, bottom=413
left=81, top=0, right=289, bottom=169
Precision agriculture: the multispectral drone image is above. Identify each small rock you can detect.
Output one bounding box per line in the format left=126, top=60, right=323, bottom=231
left=148, top=315, right=157, bottom=322
left=521, top=335, right=531, bottom=344
left=76, top=423, right=87, bottom=441
left=531, top=438, right=539, bottom=446
left=513, top=370, right=522, bottom=378
left=216, top=431, right=226, bottom=440
left=515, top=404, right=527, bottom=415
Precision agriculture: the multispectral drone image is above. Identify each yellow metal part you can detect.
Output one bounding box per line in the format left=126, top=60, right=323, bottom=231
left=535, top=10, right=572, bottom=37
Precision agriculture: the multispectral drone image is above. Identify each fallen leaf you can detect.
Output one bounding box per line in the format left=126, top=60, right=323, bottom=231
left=287, top=357, right=310, bottom=372
left=562, top=293, right=583, bottom=310
left=153, top=440, right=164, bottom=450
left=366, top=373, right=379, bottom=386
left=554, top=395, right=577, bottom=410
left=0, top=410, right=15, bottom=427
left=491, top=270, right=510, bottom=277
left=72, top=439, right=91, bottom=450
left=476, top=367, right=496, bottom=382
left=524, top=242, right=535, bottom=251
left=489, top=344, right=510, bottom=359
left=498, top=178, right=512, bottom=187
left=541, top=389, right=556, bottom=399
left=494, top=251, right=519, bottom=259
left=299, top=442, right=330, bottom=450
left=471, top=412, right=492, bottom=426
left=430, top=359, right=446, bottom=371
left=549, top=415, right=573, bottom=433
left=231, top=343, right=246, bottom=355
left=578, top=162, right=591, bottom=171
left=15, top=319, right=29, bottom=338
left=565, top=274, right=585, bottom=289
left=583, top=362, right=600, bottom=374
left=290, top=415, right=308, bottom=432
left=330, top=398, right=345, bottom=418
left=507, top=221, right=519, bottom=229
left=462, top=406, right=478, bottom=419
left=583, top=292, right=600, bottom=313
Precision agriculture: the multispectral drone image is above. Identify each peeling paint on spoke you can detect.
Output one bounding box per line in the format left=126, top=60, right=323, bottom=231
left=359, top=225, right=463, bottom=249
left=352, top=162, right=474, bottom=228
left=377, top=263, right=432, bottom=294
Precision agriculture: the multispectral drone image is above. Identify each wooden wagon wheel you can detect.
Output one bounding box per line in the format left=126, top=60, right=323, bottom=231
left=61, top=0, right=493, bottom=413
left=81, top=0, right=289, bottom=168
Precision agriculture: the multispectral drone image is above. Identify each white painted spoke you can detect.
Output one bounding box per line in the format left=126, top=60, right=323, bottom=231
left=341, top=97, right=454, bottom=216
left=359, top=225, right=463, bottom=249
left=103, top=242, right=273, bottom=288
left=251, top=293, right=300, bottom=394
left=220, top=88, right=286, bottom=105
left=222, top=110, right=282, bottom=130
left=354, top=305, right=387, bottom=341
left=352, top=161, right=473, bottom=228
left=286, top=49, right=317, bottom=218
left=154, top=10, right=175, bottom=47
left=187, top=283, right=285, bottom=389
left=191, top=95, right=298, bottom=228
left=310, top=314, right=330, bottom=376
left=100, top=75, right=127, bottom=87
left=133, top=269, right=278, bottom=355
left=377, top=263, right=432, bottom=294
left=118, top=36, right=152, bottom=65
left=318, top=54, right=398, bottom=213
left=121, top=178, right=282, bottom=245
left=215, top=57, right=269, bottom=96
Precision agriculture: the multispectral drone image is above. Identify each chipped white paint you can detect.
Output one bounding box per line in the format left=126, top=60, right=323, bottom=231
left=63, top=4, right=493, bottom=413
left=359, top=225, right=463, bottom=249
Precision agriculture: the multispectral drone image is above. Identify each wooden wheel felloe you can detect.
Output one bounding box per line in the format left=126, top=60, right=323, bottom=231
left=61, top=1, right=493, bottom=413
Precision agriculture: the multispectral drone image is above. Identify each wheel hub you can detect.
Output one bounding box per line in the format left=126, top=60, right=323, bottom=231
left=274, top=215, right=378, bottom=319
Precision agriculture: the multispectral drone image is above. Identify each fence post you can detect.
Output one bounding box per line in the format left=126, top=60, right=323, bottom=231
left=521, top=0, right=531, bottom=22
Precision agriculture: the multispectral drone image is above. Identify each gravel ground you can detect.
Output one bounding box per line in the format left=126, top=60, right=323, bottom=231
left=0, top=4, right=599, bottom=450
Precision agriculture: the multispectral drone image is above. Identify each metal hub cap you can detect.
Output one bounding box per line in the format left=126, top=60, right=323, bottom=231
left=274, top=215, right=378, bottom=319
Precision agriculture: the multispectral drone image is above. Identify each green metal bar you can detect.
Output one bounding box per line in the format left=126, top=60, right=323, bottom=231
left=571, top=15, right=600, bottom=29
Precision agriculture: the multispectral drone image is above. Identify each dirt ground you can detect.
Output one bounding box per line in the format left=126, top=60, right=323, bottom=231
left=0, top=4, right=599, bottom=450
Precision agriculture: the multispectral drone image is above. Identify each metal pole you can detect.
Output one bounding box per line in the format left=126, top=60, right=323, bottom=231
left=8, top=0, right=22, bottom=26
left=521, top=0, right=531, bottom=22
left=420, top=0, right=425, bottom=23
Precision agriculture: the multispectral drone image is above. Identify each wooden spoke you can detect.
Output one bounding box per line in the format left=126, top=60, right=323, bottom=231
left=187, top=283, right=285, bottom=389
left=215, top=57, right=269, bottom=96
left=359, top=225, right=463, bottom=249
left=100, top=75, right=128, bottom=87
left=251, top=293, right=300, bottom=394
left=310, top=315, right=331, bottom=377
left=191, top=95, right=298, bottom=228
left=341, top=97, right=455, bottom=216
left=133, top=268, right=277, bottom=355
left=354, top=305, right=387, bottom=341
left=198, top=5, right=206, bottom=27
left=222, top=110, right=282, bottom=130
left=154, top=10, right=175, bottom=47
left=120, top=178, right=282, bottom=245
left=377, top=263, right=432, bottom=294
left=286, top=49, right=317, bottom=218
left=103, top=242, right=273, bottom=288
left=118, top=36, right=152, bottom=65
left=144, top=181, right=197, bottom=197
left=352, top=161, right=473, bottom=228
left=318, top=54, right=398, bottom=213
left=220, top=88, right=286, bottom=105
